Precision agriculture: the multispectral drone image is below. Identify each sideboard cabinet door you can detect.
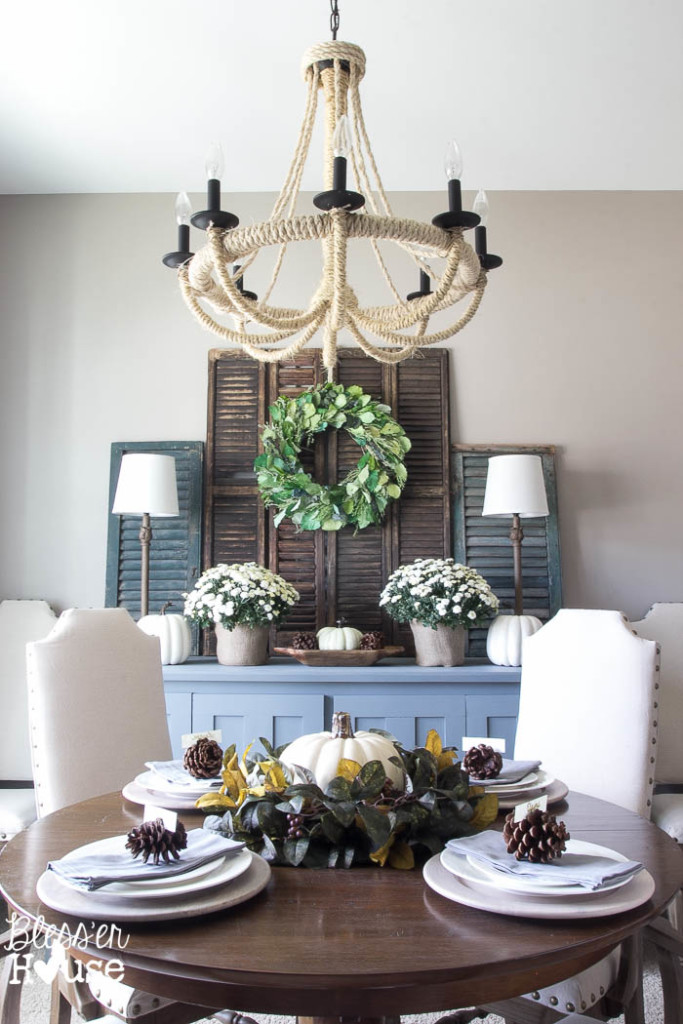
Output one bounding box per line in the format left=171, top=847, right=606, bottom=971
left=192, top=693, right=325, bottom=753
left=165, top=692, right=192, bottom=759
left=464, top=695, right=520, bottom=756
left=332, top=695, right=467, bottom=750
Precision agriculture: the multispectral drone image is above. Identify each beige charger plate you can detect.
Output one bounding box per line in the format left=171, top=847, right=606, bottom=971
left=423, top=853, right=654, bottom=920
left=36, top=850, right=271, bottom=922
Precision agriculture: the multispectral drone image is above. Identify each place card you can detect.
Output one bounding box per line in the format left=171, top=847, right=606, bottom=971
left=142, top=803, right=178, bottom=831
left=513, top=793, right=548, bottom=822
left=462, top=736, right=506, bottom=753
left=181, top=729, right=222, bottom=749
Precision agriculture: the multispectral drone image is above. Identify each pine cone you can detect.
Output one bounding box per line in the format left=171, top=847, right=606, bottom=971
left=183, top=737, right=223, bottom=779
left=359, top=631, right=384, bottom=650
left=463, top=743, right=503, bottom=780
left=291, top=631, right=317, bottom=651
left=126, top=819, right=188, bottom=865
left=503, top=808, right=570, bottom=863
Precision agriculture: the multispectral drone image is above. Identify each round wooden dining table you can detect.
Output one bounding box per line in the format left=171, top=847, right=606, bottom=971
left=1, top=790, right=682, bottom=1022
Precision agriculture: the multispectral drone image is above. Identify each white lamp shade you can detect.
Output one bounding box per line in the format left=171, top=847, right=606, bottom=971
left=482, top=454, right=549, bottom=518
left=112, top=454, right=179, bottom=517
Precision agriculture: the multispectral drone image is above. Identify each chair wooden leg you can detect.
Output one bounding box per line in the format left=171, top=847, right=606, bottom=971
left=0, top=956, right=24, bottom=1024
left=49, top=976, right=72, bottom=1024
left=666, top=890, right=683, bottom=934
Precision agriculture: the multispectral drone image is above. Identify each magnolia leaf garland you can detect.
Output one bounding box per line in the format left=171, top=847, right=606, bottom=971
left=254, top=383, right=411, bottom=532
left=198, top=729, right=499, bottom=870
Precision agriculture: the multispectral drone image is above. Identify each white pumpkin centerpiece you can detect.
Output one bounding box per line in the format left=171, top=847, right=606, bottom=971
left=316, top=620, right=363, bottom=651
left=280, top=710, right=405, bottom=792
left=138, top=601, right=192, bottom=665
left=486, top=613, right=542, bottom=667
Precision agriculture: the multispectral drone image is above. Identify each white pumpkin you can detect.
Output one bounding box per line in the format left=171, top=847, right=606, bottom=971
left=486, top=614, right=542, bottom=667
left=138, top=603, right=192, bottom=665
left=280, top=711, right=404, bottom=791
left=317, top=621, right=363, bottom=651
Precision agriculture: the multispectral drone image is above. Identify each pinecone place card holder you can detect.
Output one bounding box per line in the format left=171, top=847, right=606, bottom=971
left=127, top=813, right=188, bottom=865
left=503, top=795, right=570, bottom=863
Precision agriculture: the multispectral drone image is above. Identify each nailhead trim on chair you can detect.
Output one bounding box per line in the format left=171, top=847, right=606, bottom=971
left=626, top=620, right=661, bottom=819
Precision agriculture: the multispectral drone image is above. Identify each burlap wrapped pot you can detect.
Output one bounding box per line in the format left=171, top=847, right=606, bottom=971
left=410, top=622, right=465, bottom=667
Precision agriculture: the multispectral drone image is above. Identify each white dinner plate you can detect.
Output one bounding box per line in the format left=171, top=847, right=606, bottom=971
left=441, top=839, right=636, bottom=897
left=136, top=770, right=221, bottom=796
left=36, top=851, right=271, bottom=922
left=496, top=777, right=569, bottom=810
left=424, top=852, right=654, bottom=920
left=53, top=835, right=252, bottom=899
left=122, top=779, right=204, bottom=810
left=474, top=771, right=540, bottom=792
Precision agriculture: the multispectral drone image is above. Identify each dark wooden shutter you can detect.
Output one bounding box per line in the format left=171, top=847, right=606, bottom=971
left=205, top=349, right=451, bottom=651
left=105, top=441, right=203, bottom=650
left=452, top=444, right=562, bottom=657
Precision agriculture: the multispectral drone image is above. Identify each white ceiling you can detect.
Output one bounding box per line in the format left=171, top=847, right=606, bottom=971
left=2, top=0, right=682, bottom=195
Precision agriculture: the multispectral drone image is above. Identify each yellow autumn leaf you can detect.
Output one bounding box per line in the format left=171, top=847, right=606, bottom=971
left=222, top=769, right=247, bottom=801
left=369, top=835, right=395, bottom=866
left=468, top=784, right=485, bottom=797
left=469, top=792, right=499, bottom=830
left=388, top=840, right=415, bottom=870
left=224, top=750, right=239, bottom=773
left=336, top=757, right=362, bottom=782
left=263, top=762, right=288, bottom=790
left=240, top=741, right=254, bottom=776
left=424, top=729, right=443, bottom=757
left=437, top=749, right=456, bottom=771
left=195, top=791, right=236, bottom=811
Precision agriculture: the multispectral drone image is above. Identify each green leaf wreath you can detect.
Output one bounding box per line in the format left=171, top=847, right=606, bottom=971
left=254, top=383, right=411, bottom=532
left=198, top=730, right=498, bottom=869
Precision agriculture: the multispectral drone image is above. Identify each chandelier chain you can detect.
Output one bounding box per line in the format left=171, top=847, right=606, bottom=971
left=330, top=0, right=340, bottom=40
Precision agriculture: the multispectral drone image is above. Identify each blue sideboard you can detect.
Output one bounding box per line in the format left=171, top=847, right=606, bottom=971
left=162, top=658, right=522, bottom=760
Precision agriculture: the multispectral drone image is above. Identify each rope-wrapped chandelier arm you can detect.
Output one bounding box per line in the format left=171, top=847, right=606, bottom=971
left=348, top=280, right=487, bottom=349
left=179, top=269, right=326, bottom=346
left=206, top=228, right=326, bottom=330
left=357, top=250, right=485, bottom=329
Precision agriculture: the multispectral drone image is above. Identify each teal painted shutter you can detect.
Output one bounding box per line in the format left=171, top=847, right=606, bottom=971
left=105, top=442, right=204, bottom=648
left=452, top=445, right=562, bottom=657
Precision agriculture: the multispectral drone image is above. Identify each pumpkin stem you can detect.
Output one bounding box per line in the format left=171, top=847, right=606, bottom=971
left=161, top=601, right=173, bottom=616
left=331, top=710, right=354, bottom=739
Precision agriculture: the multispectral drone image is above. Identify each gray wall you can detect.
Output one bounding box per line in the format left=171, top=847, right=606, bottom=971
left=1, top=190, right=681, bottom=618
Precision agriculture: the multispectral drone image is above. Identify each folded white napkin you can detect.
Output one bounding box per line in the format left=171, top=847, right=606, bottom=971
left=471, top=758, right=542, bottom=786
left=145, top=760, right=222, bottom=788
left=49, top=829, right=245, bottom=891
left=446, top=831, right=643, bottom=890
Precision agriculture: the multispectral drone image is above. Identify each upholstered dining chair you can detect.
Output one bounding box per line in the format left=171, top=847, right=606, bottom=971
left=449, top=609, right=659, bottom=1024
left=0, top=599, right=57, bottom=845
left=631, top=603, right=683, bottom=925
left=24, top=608, right=219, bottom=1024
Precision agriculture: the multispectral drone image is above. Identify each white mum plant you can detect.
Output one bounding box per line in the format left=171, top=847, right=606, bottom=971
left=379, top=558, right=499, bottom=630
left=185, top=562, right=299, bottom=631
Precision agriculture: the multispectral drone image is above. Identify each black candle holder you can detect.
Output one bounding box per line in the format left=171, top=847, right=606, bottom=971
left=432, top=179, right=480, bottom=231
left=162, top=225, right=195, bottom=268
left=475, top=226, right=503, bottom=270
left=314, top=156, right=365, bottom=212
left=191, top=179, right=240, bottom=231
left=233, top=265, right=258, bottom=302
left=407, top=270, right=432, bottom=301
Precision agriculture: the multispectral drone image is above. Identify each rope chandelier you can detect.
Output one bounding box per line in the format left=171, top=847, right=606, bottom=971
left=162, top=1, right=502, bottom=380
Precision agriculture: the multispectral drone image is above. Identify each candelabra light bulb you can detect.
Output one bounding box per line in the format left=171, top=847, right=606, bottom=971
left=444, top=139, right=463, bottom=181
left=332, top=114, right=352, bottom=159
left=205, top=141, right=225, bottom=180
left=175, top=191, right=192, bottom=226
left=473, top=189, right=489, bottom=227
